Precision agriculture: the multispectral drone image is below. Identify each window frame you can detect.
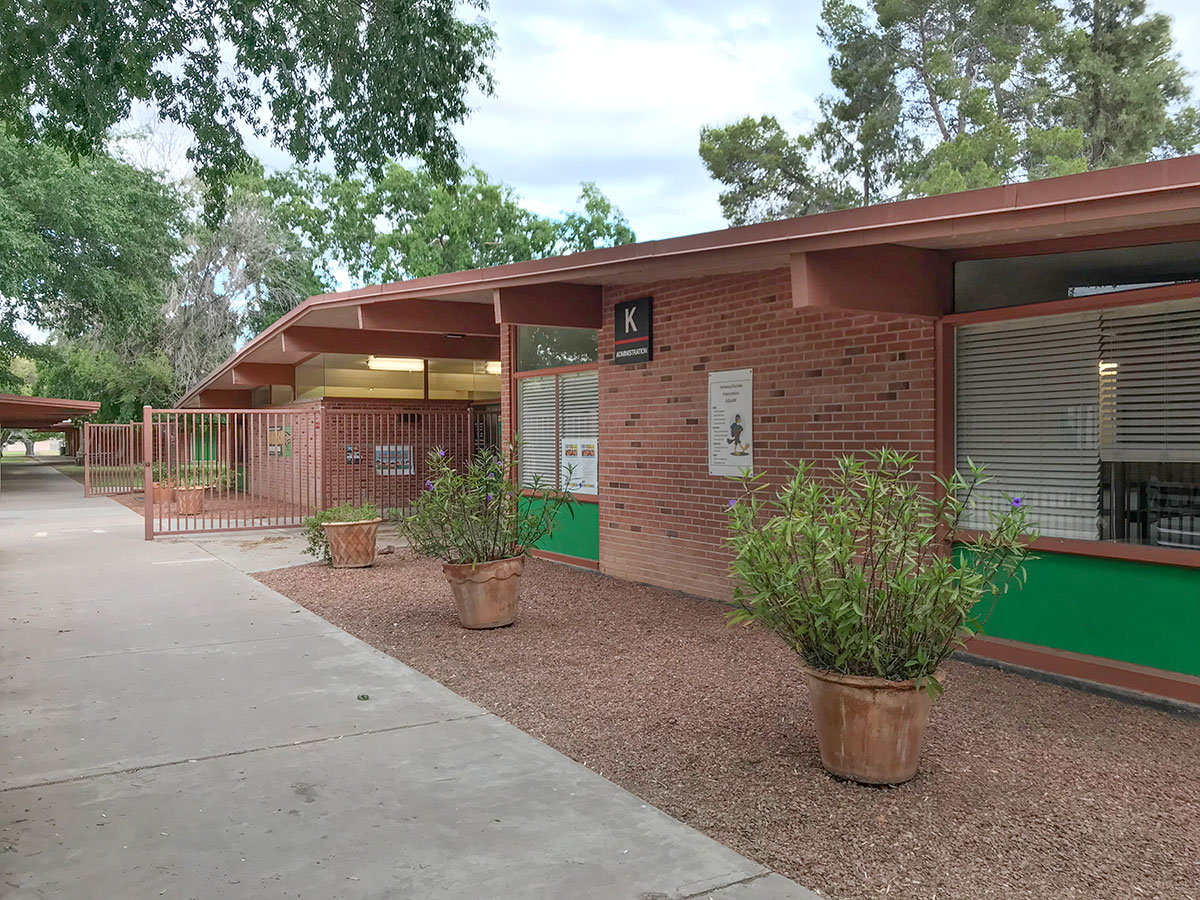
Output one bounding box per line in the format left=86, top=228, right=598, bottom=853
left=938, top=279, right=1200, bottom=570
left=512, top=360, right=600, bottom=505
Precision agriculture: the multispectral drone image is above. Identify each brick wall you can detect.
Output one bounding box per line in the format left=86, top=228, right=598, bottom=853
left=498, top=267, right=938, bottom=601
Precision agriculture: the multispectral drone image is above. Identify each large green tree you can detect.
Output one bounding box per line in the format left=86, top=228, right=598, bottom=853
left=701, top=0, right=1198, bottom=223
left=0, top=0, right=495, bottom=203
left=0, top=128, right=184, bottom=382
left=1054, top=0, right=1199, bottom=168
left=257, top=163, right=637, bottom=294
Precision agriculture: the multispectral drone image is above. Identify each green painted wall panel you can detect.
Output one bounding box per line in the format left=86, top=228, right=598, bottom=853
left=531, top=500, right=600, bottom=562
left=968, top=549, right=1200, bottom=677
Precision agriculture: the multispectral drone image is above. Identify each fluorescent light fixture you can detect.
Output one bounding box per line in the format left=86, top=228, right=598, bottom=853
left=484, top=360, right=501, bottom=375
left=366, top=356, right=424, bottom=372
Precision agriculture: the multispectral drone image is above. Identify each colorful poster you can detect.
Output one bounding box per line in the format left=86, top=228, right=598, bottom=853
left=374, top=444, right=414, bottom=476
left=266, top=424, right=291, bottom=457
left=560, top=436, right=598, bottom=495
left=708, top=369, right=753, bottom=476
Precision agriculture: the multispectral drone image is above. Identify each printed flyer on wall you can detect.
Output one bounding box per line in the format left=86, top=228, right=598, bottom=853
left=708, top=368, right=753, bottom=476
left=559, top=437, right=598, bottom=495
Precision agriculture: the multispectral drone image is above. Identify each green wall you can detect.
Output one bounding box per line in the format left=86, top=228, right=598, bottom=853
left=531, top=499, right=600, bottom=562
left=972, top=550, right=1200, bottom=677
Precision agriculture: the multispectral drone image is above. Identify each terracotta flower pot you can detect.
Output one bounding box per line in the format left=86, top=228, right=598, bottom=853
left=152, top=481, right=175, bottom=505
left=803, top=667, right=944, bottom=785
left=176, top=486, right=205, bottom=516
left=442, top=556, right=524, bottom=629
left=322, top=518, right=382, bottom=568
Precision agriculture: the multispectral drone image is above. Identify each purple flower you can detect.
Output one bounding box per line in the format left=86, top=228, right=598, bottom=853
left=728, top=499, right=737, bottom=508
left=487, top=493, right=493, bottom=502
left=437, top=448, right=445, bottom=457
left=1011, top=497, right=1023, bottom=508
left=425, top=480, right=433, bottom=490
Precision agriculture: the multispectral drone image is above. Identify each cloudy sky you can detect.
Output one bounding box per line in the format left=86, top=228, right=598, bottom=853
left=241, top=0, right=1200, bottom=242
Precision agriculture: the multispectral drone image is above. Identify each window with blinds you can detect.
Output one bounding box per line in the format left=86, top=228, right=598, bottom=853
left=955, top=295, right=1200, bottom=549
left=558, top=371, right=599, bottom=495
left=515, top=370, right=600, bottom=493
left=516, top=376, right=557, bottom=489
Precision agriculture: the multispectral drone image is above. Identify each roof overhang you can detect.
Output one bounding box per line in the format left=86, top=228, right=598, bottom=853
left=0, top=394, right=101, bottom=429
left=181, top=154, right=1200, bottom=405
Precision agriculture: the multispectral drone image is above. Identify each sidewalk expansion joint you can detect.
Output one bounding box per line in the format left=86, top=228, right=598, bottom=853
left=678, top=871, right=773, bottom=899
left=0, top=712, right=491, bottom=794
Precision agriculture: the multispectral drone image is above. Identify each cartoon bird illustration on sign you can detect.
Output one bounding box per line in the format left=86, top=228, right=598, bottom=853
left=727, top=413, right=750, bottom=456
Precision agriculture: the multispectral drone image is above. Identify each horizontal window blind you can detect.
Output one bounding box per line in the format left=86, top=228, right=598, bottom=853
left=516, top=376, right=557, bottom=489
left=955, top=311, right=1101, bottom=540
left=558, top=370, right=599, bottom=495
left=557, top=371, right=599, bottom=439
left=1099, top=297, right=1200, bottom=463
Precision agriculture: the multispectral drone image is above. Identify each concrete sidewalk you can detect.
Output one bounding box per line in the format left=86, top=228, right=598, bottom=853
left=1, top=461, right=816, bottom=899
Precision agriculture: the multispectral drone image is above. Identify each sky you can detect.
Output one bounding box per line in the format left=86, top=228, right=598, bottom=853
left=395, top=0, right=1200, bottom=241
left=171, top=0, right=1200, bottom=243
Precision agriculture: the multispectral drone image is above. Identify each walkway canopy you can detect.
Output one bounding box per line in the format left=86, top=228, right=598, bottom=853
left=0, top=394, right=100, bottom=429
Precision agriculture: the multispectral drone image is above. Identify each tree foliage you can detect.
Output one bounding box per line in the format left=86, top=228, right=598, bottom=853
left=0, top=0, right=496, bottom=205
left=0, top=127, right=184, bottom=372
left=701, top=0, right=1198, bottom=222
left=259, top=164, right=637, bottom=290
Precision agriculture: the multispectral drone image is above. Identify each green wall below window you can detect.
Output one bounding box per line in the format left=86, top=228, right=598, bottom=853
left=969, top=549, right=1200, bottom=677
left=530, top=499, right=600, bottom=562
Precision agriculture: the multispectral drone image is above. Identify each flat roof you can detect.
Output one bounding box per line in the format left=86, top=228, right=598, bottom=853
left=183, top=154, right=1200, bottom=404
left=0, top=394, right=101, bottom=430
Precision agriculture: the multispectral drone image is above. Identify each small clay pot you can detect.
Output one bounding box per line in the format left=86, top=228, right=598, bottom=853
left=152, top=481, right=175, bottom=505
left=442, top=557, right=525, bottom=629
left=321, top=518, right=382, bottom=568
left=803, top=667, right=944, bottom=785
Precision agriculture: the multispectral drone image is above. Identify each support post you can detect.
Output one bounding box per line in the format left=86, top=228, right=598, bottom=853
left=83, top=423, right=92, bottom=497
left=143, top=406, right=154, bottom=541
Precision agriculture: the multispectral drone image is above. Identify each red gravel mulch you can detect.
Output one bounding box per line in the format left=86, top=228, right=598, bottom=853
left=255, top=555, right=1200, bottom=900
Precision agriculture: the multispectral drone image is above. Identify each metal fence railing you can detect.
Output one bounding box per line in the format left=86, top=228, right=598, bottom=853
left=139, top=405, right=477, bottom=538
left=83, top=423, right=142, bottom=496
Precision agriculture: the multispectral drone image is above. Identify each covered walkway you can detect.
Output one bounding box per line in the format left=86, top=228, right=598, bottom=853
left=0, top=460, right=812, bottom=899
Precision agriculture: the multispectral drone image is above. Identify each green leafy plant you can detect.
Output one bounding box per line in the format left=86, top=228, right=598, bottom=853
left=396, top=441, right=575, bottom=565
left=151, top=462, right=176, bottom=484
left=302, top=502, right=381, bottom=562
left=726, top=449, right=1035, bottom=697
left=174, top=462, right=231, bottom=488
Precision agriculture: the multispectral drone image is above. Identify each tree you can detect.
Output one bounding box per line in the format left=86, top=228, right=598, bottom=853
left=257, top=163, right=637, bottom=293
left=1054, top=0, right=1199, bottom=169
left=0, top=128, right=184, bottom=377
left=35, top=339, right=175, bottom=423
left=557, top=183, right=637, bottom=252
left=814, top=0, right=910, bottom=206
left=700, top=0, right=1198, bottom=224
left=168, top=166, right=330, bottom=388
left=0, top=0, right=495, bottom=204
left=699, top=116, right=857, bottom=225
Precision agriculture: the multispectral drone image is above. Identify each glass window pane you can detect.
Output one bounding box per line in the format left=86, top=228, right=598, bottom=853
left=516, top=326, right=597, bottom=371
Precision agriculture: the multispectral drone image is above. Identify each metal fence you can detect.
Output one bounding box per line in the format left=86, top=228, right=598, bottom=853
left=83, top=423, right=142, bottom=496
left=140, top=405, right=479, bottom=538
left=142, top=408, right=323, bottom=537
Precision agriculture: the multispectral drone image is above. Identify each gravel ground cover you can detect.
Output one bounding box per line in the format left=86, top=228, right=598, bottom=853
left=256, top=554, right=1200, bottom=900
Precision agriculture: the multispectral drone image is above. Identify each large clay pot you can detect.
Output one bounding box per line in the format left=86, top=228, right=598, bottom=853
left=322, top=518, right=382, bottom=568
left=152, top=481, right=175, bottom=505
left=176, top=486, right=205, bottom=516
left=803, top=667, right=943, bottom=785
left=442, top=556, right=524, bottom=629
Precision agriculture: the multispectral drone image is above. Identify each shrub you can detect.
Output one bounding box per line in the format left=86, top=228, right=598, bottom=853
left=725, top=448, right=1035, bottom=697
left=175, top=461, right=231, bottom=488
left=302, top=502, right=381, bottom=562
left=396, top=441, right=575, bottom=565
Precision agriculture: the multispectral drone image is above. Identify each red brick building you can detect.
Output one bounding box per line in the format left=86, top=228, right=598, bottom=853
left=183, top=157, right=1200, bottom=704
